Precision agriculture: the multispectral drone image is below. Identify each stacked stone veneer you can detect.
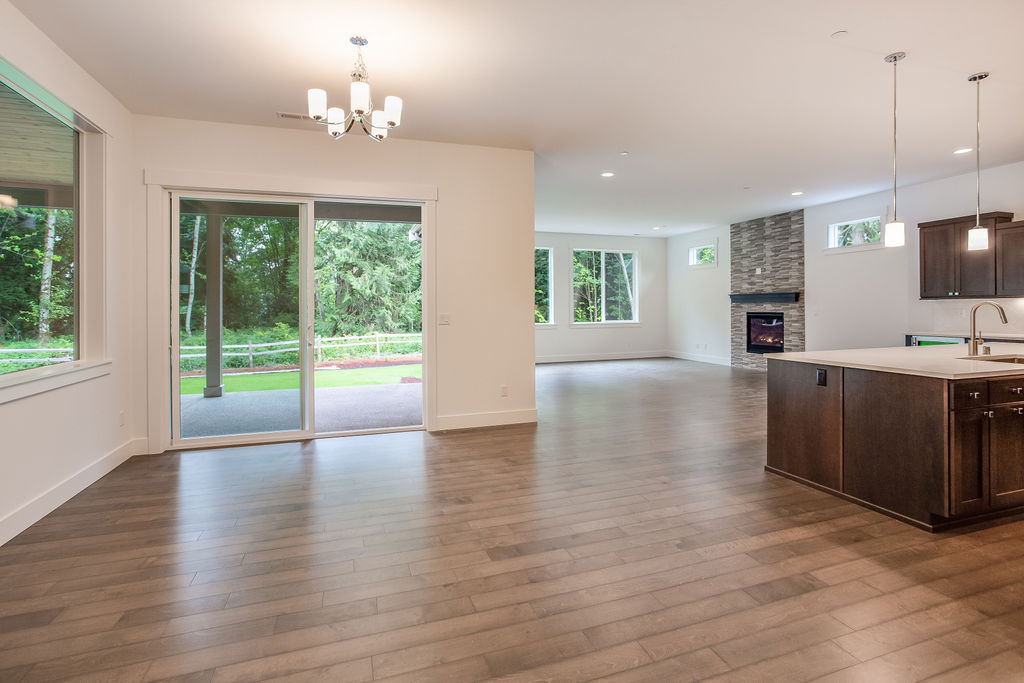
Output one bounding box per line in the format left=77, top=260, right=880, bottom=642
left=730, top=210, right=805, bottom=370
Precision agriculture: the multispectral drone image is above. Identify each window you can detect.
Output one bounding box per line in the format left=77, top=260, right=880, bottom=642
left=827, top=216, right=882, bottom=249
left=572, top=249, right=637, bottom=323
left=0, top=81, right=79, bottom=376
left=534, top=247, right=552, bottom=324
left=688, top=243, right=717, bottom=266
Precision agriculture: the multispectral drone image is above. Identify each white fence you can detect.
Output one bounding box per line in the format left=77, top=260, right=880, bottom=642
left=180, top=332, right=422, bottom=367
left=0, top=348, right=73, bottom=365
left=0, top=332, right=423, bottom=369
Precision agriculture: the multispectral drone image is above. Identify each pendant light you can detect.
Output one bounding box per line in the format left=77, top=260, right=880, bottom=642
left=883, top=52, right=906, bottom=247
left=966, top=72, right=990, bottom=251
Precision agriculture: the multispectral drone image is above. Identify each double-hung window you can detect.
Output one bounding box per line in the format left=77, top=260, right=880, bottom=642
left=572, top=249, right=638, bottom=323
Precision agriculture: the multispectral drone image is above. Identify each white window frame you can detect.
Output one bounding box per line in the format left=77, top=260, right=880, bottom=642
left=534, top=247, right=554, bottom=326
left=688, top=241, right=718, bottom=267
left=826, top=216, right=884, bottom=251
left=0, top=58, right=109, bottom=403
left=571, top=248, right=639, bottom=326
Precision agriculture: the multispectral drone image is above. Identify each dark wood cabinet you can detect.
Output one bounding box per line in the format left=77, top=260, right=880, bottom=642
left=918, top=212, right=1014, bottom=299
left=951, top=408, right=988, bottom=516
left=767, top=362, right=1024, bottom=531
left=996, top=220, right=1024, bottom=297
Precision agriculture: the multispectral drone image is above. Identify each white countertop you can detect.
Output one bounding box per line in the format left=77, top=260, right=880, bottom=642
left=770, top=342, right=1024, bottom=379
left=908, top=331, right=1024, bottom=340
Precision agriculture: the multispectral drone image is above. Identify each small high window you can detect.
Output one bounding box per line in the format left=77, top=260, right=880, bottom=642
left=688, top=244, right=717, bottom=266
left=827, top=217, right=882, bottom=249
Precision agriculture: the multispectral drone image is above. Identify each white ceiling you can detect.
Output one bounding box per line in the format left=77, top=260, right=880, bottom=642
left=12, top=0, right=1024, bottom=236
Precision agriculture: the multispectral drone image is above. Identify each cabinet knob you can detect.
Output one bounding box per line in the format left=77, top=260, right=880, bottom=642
left=985, top=410, right=996, bottom=418
left=969, top=391, right=982, bottom=399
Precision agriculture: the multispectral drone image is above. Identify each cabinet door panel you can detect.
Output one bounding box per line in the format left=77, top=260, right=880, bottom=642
left=990, top=406, right=1024, bottom=509
left=951, top=409, right=989, bottom=516
left=996, top=225, right=1024, bottom=297
left=920, top=224, right=957, bottom=298
left=956, top=220, right=996, bottom=298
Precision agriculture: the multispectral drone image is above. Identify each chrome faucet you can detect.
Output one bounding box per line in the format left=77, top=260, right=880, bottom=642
left=969, top=301, right=1008, bottom=356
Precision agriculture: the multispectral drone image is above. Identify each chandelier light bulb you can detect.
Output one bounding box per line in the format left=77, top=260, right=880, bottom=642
left=327, top=107, right=346, bottom=137
left=350, top=81, right=370, bottom=116
left=384, top=96, right=403, bottom=126
left=371, top=110, right=388, bottom=139
left=307, top=88, right=327, bottom=121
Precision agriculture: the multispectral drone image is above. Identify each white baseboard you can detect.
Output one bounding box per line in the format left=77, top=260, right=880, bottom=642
left=431, top=408, right=538, bottom=432
left=666, top=351, right=732, bottom=366
left=535, top=350, right=667, bottom=364
left=0, top=437, right=146, bottom=546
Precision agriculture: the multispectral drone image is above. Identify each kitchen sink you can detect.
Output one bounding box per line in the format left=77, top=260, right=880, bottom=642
left=958, top=355, right=1024, bottom=364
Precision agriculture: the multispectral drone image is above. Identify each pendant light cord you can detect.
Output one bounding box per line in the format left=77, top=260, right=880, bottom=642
left=975, top=78, right=981, bottom=226
left=892, top=57, right=898, bottom=221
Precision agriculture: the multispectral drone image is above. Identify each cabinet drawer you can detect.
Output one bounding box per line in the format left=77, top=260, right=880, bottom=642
left=952, top=381, right=989, bottom=409
left=990, top=378, right=1024, bottom=405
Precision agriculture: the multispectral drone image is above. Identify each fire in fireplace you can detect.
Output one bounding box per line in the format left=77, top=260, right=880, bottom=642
left=747, top=312, right=784, bottom=354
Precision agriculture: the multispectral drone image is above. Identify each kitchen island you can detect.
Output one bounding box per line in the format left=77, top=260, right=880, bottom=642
left=767, top=342, right=1024, bottom=531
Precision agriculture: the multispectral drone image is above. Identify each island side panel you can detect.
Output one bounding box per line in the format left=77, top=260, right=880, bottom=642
left=843, top=368, right=949, bottom=523
left=766, top=359, right=843, bottom=491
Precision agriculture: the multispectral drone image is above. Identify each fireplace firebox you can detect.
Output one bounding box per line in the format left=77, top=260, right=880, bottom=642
left=747, top=312, right=784, bottom=354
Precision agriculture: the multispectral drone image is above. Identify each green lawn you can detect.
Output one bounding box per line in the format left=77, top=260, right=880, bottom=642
left=180, top=364, right=422, bottom=395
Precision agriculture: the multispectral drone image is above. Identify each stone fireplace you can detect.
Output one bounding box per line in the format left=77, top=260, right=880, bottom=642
left=729, top=210, right=805, bottom=370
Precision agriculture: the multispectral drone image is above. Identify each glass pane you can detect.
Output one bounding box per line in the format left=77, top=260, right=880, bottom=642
left=604, top=251, right=636, bottom=321
left=313, top=204, right=422, bottom=433
left=178, top=198, right=302, bottom=438
left=534, top=248, right=550, bottom=323
left=573, top=249, right=602, bottom=322
left=0, top=82, right=77, bottom=375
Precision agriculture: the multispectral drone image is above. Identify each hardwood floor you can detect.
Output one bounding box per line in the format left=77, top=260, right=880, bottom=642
left=3, top=358, right=1024, bottom=681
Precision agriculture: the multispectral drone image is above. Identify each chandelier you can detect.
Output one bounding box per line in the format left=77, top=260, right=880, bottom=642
left=306, top=36, right=403, bottom=141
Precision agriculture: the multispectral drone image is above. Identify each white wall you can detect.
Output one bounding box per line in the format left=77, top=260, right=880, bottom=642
left=133, top=115, right=536, bottom=432
left=534, top=232, right=667, bottom=362
left=805, top=160, right=1024, bottom=350
left=666, top=226, right=731, bottom=365
left=0, top=0, right=139, bottom=544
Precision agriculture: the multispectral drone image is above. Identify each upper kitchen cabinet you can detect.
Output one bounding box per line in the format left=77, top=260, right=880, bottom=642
left=996, top=220, right=1024, bottom=297
left=919, top=212, right=1015, bottom=299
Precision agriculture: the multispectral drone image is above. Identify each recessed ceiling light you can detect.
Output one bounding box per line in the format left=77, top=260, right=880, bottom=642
left=791, top=191, right=804, bottom=196
left=619, top=151, right=629, bottom=156
left=652, top=226, right=662, bottom=230
left=953, top=147, right=973, bottom=155
left=830, top=30, right=848, bottom=39
left=601, top=171, right=615, bottom=177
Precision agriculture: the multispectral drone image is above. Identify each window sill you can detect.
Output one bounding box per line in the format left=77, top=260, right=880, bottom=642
left=570, top=321, right=642, bottom=328
left=535, top=323, right=558, bottom=329
left=687, top=262, right=718, bottom=269
left=0, top=360, right=112, bottom=405
left=822, top=243, right=885, bottom=255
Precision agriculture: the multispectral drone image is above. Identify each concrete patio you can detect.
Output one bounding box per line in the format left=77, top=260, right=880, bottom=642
left=180, top=383, right=423, bottom=438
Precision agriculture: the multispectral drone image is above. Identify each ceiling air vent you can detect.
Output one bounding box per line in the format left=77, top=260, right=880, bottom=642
left=276, top=111, right=312, bottom=121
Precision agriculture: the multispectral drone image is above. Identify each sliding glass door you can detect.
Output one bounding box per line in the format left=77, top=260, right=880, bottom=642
left=171, top=193, right=313, bottom=443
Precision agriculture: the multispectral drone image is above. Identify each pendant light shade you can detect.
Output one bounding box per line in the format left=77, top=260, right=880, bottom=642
left=883, top=52, right=906, bottom=248
left=966, top=71, right=989, bottom=251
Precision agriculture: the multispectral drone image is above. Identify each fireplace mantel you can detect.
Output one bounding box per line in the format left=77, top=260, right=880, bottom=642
left=729, top=292, right=800, bottom=304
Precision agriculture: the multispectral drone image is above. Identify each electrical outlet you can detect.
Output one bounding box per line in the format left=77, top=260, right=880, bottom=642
left=439, top=313, right=450, bottom=325
left=755, top=267, right=763, bottom=274
left=499, top=384, right=509, bottom=397
left=816, top=368, right=827, bottom=386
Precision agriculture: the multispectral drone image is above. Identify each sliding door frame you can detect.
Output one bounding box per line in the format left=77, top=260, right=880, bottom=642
left=145, top=169, right=438, bottom=454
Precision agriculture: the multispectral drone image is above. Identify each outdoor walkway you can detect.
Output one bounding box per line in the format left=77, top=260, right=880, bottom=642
left=180, top=383, right=422, bottom=438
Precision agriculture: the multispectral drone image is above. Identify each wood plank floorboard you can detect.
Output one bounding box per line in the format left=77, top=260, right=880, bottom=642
left=3, top=359, right=1024, bottom=681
